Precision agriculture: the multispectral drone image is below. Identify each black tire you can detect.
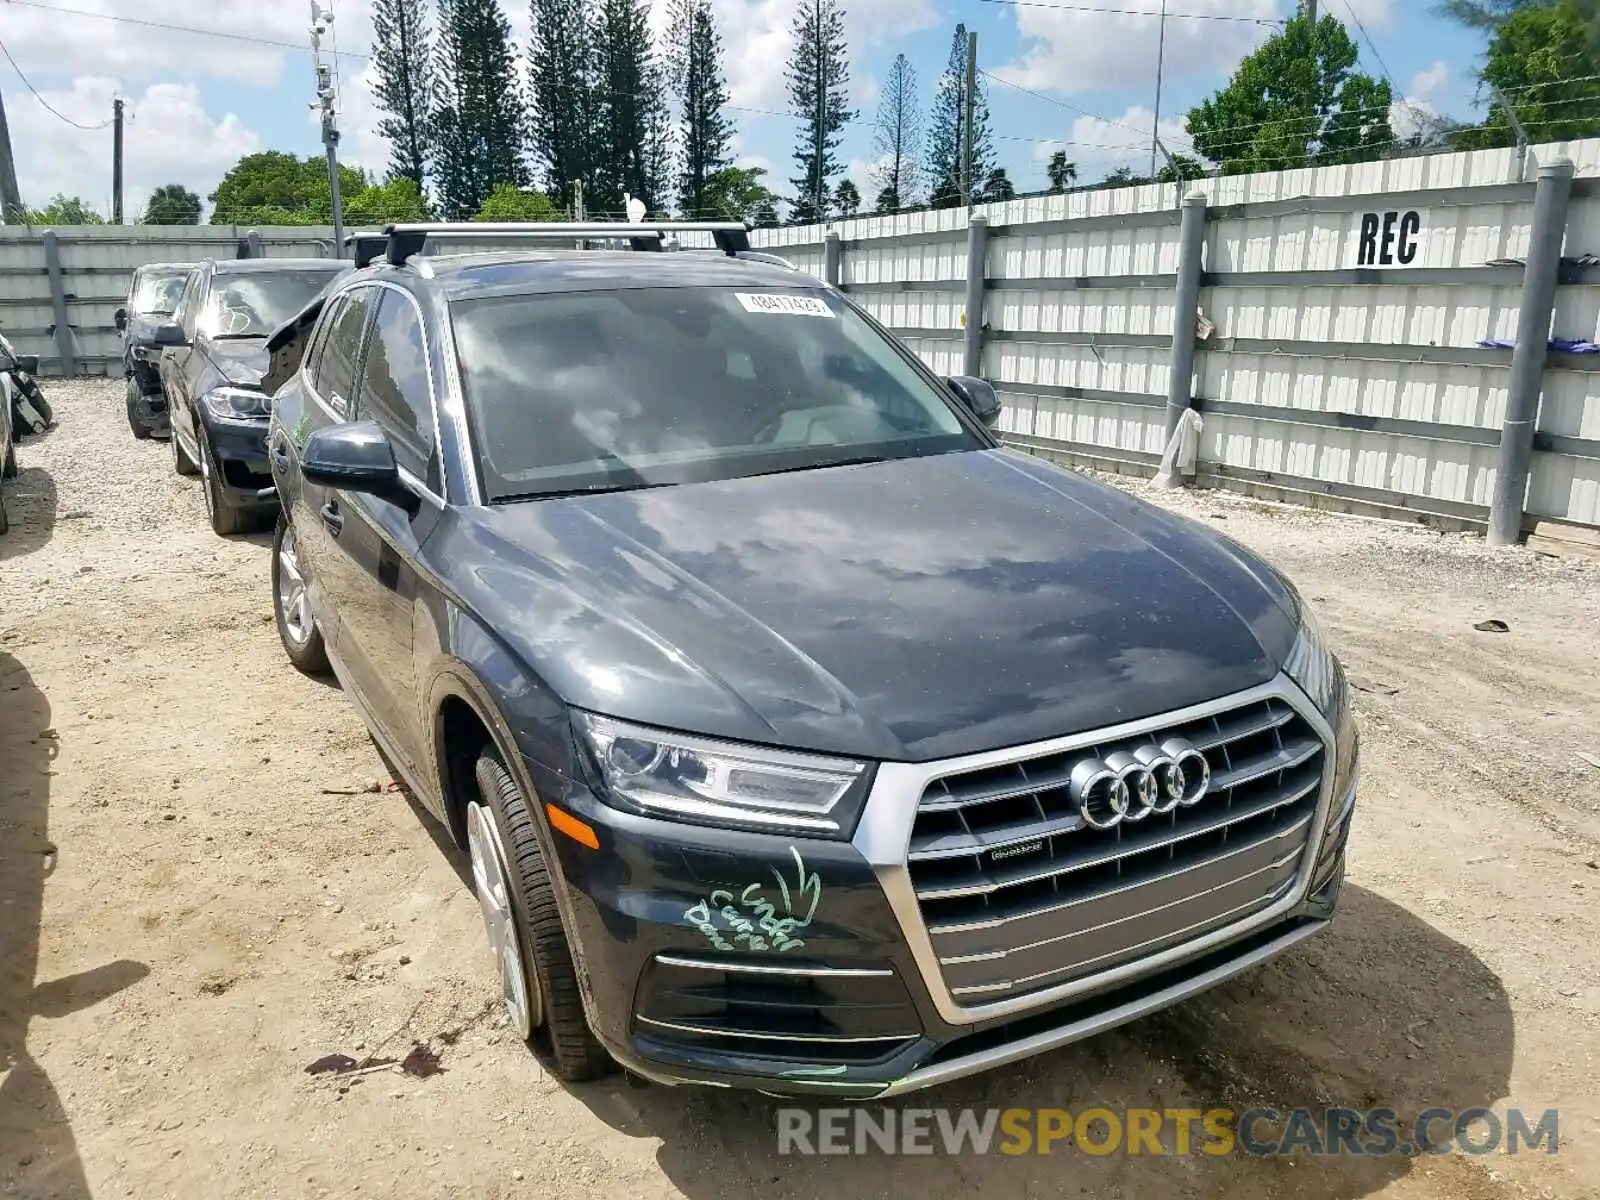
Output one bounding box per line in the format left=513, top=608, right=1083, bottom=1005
left=198, top=424, right=253, bottom=536
left=2, top=435, right=15, bottom=479
left=126, top=378, right=151, bottom=439
left=271, top=511, right=330, bottom=675
left=22, top=380, right=51, bottom=428
left=0, top=490, right=9, bottom=536
left=474, top=750, right=612, bottom=1082
left=171, top=418, right=199, bottom=476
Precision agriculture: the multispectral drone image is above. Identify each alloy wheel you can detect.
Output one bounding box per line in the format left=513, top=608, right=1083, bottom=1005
left=466, top=801, right=540, bottom=1037
left=275, top=524, right=313, bottom=647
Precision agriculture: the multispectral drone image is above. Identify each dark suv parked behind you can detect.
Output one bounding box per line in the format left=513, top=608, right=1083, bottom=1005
left=157, top=257, right=351, bottom=534
left=117, top=262, right=194, bottom=438
left=264, top=222, right=1358, bottom=1099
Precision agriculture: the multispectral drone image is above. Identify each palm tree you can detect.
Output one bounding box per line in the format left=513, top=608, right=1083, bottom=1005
left=1047, top=151, right=1076, bottom=194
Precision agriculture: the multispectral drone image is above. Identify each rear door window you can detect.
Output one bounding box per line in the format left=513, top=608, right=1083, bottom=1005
left=313, top=287, right=373, bottom=417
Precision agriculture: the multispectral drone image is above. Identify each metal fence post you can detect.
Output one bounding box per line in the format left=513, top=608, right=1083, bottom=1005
left=823, top=230, right=842, bottom=287
left=1163, top=189, right=1208, bottom=445
left=40, top=230, right=76, bottom=379
left=1489, top=157, right=1574, bottom=547
left=963, top=214, right=988, bottom=378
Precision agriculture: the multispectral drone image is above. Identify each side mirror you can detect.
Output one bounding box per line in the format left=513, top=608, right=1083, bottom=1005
left=13, top=354, right=38, bottom=375
left=152, top=323, right=187, bottom=347
left=114, top=307, right=128, bottom=331
left=301, top=420, right=413, bottom=506
left=947, top=375, right=1002, bottom=430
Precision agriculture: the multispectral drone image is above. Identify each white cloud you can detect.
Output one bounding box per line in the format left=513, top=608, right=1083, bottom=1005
left=712, top=0, right=941, bottom=113
left=996, top=0, right=1277, bottom=97
left=1409, top=60, right=1449, bottom=100
left=1340, top=0, right=1396, bottom=30
left=1027, top=105, right=1188, bottom=184
left=5, top=77, right=259, bottom=217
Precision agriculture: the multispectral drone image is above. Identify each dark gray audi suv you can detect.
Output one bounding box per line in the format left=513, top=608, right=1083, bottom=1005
left=262, top=222, right=1359, bottom=1098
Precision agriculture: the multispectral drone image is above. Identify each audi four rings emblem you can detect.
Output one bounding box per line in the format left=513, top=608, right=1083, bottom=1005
left=1067, top=739, right=1211, bottom=830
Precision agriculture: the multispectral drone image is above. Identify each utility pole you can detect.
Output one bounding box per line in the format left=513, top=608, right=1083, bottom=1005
left=815, top=0, right=825, bottom=220
left=1150, top=0, right=1167, bottom=179
left=962, top=29, right=978, bottom=208
left=0, top=89, right=22, bottom=223
left=1299, top=0, right=1318, bottom=23
left=310, top=1, right=344, bottom=249
left=112, top=97, right=124, bottom=224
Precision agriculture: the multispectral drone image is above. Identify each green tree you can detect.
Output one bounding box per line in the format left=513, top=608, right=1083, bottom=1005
left=1157, top=152, right=1207, bottom=183
left=1097, top=166, right=1153, bottom=189
left=593, top=0, right=671, bottom=215
left=870, top=53, right=922, bottom=212
left=1454, top=4, right=1600, bottom=149
left=1432, top=0, right=1535, bottom=31
left=926, top=24, right=992, bottom=209
left=1186, top=14, right=1393, bottom=175
left=345, top=176, right=432, bottom=224
left=142, top=183, right=201, bottom=224
left=529, top=0, right=595, bottom=204
left=1046, top=151, right=1076, bottom=193
left=699, top=165, right=780, bottom=220
left=753, top=199, right=781, bottom=228
left=669, top=0, right=735, bottom=218
left=433, top=0, right=528, bottom=219
left=979, top=167, right=1013, bottom=202
left=834, top=177, right=861, bottom=215
left=28, top=195, right=104, bottom=224
left=371, top=0, right=433, bottom=191
left=208, top=153, right=363, bottom=224
left=787, top=0, right=854, bottom=223
left=475, top=184, right=565, bottom=220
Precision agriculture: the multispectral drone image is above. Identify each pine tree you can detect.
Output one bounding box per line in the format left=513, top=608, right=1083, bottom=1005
left=433, top=0, right=528, bottom=218
left=925, top=24, right=992, bottom=209
left=592, top=0, right=672, bottom=215
left=371, top=0, right=433, bottom=191
left=870, top=53, right=921, bottom=212
left=786, top=0, right=854, bottom=223
left=529, top=0, right=595, bottom=204
left=834, top=178, right=860, bottom=215
left=668, top=0, right=734, bottom=218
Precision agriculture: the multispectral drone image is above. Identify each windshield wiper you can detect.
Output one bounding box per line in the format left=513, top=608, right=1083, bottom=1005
left=502, top=481, right=678, bottom=501
left=746, top=454, right=893, bottom=479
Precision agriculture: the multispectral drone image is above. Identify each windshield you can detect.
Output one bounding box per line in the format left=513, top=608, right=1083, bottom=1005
left=131, top=270, right=190, bottom=316
left=452, top=286, right=982, bottom=501
left=199, top=269, right=344, bottom=339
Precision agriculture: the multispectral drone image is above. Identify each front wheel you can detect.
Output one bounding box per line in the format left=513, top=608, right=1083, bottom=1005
left=198, top=423, right=254, bottom=536
left=272, top=512, right=330, bottom=675
left=126, top=378, right=152, bottom=439
left=469, top=750, right=612, bottom=1082
left=2, top=435, right=15, bottom=479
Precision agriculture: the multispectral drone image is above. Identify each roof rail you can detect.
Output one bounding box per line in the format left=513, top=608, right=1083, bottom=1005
left=380, top=221, right=753, bottom=266
left=345, top=230, right=388, bottom=269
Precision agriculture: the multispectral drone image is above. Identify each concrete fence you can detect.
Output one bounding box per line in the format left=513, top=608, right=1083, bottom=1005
left=754, top=139, right=1600, bottom=541
left=0, top=224, right=339, bottom=379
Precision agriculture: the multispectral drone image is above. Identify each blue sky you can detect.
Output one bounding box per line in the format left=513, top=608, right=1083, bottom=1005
left=0, top=0, right=1493, bottom=217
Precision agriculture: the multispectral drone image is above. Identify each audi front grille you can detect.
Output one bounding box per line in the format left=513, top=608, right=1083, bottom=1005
left=904, top=694, right=1325, bottom=1002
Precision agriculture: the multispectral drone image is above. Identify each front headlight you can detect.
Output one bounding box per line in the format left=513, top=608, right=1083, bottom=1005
left=573, top=712, right=871, bottom=838
left=1283, top=602, right=1346, bottom=724
left=203, top=386, right=272, bottom=421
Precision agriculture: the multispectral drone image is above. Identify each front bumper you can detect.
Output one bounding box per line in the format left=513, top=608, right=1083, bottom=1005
left=199, top=412, right=277, bottom=509
left=540, top=678, right=1356, bottom=1098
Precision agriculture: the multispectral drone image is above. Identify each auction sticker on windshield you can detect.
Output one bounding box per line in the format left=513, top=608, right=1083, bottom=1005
left=736, top=293, right=836, bottom=317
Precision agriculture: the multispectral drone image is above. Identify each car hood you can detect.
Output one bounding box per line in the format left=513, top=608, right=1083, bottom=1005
left=126, top=313, right=172, bottom=346
left=443, top=449, right=1303, bottom=763
left=196, top=337, right=269, bottom=386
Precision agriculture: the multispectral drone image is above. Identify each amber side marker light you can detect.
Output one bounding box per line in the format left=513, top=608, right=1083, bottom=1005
left=546, top=803, right=600, bottom=850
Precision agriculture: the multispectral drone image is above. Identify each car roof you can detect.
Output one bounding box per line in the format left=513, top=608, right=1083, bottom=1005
left=210, top=257, right=350, bottom=275
left=408, top=250, right=821, bottom=302
left=134, top=262, right=197, bottom=273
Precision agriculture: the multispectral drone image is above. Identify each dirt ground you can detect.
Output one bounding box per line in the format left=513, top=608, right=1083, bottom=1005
left=2, top=378, right=1599, bottom=1200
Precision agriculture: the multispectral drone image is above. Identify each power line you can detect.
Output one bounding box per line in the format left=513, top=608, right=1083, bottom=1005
left=0, top=34, right=113, bottom=129
left=0, top=0, right=371, bottom=60
left=975, top=0, right=1282, bottom=23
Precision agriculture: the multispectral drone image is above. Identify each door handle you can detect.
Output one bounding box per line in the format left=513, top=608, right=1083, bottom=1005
left=320, top=500, right=345, bottom=537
